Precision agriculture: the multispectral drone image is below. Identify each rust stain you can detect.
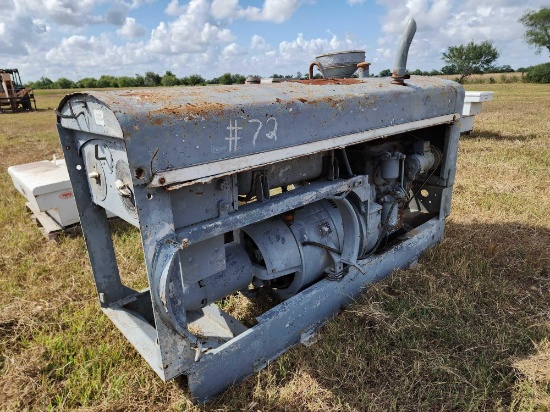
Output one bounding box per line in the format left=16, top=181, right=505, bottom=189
left=149, top=102, right=227, bottom=116
left=291, top=78, right=361, bottom=85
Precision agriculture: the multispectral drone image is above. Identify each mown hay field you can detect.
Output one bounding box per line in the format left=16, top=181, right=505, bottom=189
left=1, top=83, right=549, bottom=411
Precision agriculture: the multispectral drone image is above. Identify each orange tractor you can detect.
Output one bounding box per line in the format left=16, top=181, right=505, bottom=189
left=1, top=69, right=36, bottom=113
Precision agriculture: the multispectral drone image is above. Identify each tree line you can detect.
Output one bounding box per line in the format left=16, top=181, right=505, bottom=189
left=25, top=64, right=528, bottom=90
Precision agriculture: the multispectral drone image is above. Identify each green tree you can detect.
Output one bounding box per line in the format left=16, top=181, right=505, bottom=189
left=517, top=67, right=528, bottom=76
left=181, top=74, right=206, bottom=86
left=77, top=77, right=98, bottom=88
left=161, top=71, right=179, bottom=86
left=378, top=69, right=391, bottom=77
left=219, top=72, right=234, bottom=85
left=134, top=74, right=145, bottom=87
left=30, top=77, right=54, bottom=89
left=442, top=40, right=500, bottom=80
left=55, top=77, right=75, bottom=89
left=525, top=63, right=550, bottom=83
left=440, top=65, right=457, bottom=75
left=144, top=71, right=161, bottom=87
left=118, top=76, right=138, bottom=88
left=519, top=8, right=550, bottom=57
left=231, top=74, right=246, bottom=84
left=97, top=75, right=118, bottom=88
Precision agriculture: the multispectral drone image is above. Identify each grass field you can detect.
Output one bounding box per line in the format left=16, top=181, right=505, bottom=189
left=438, top=73, right=525, bottom=84
left=1, top=83, right=549, bottom=411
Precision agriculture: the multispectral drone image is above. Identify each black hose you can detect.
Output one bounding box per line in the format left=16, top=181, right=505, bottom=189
left=302, top=241, right=341, bottom=254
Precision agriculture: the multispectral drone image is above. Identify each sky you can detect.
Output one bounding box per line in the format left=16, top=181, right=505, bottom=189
left=1, top=0, right=548, bottom=83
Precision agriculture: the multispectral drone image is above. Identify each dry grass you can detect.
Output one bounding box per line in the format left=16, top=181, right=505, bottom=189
left=1, top=84, right=549, bottom=411
left=438, top=73, right=525, bottom=84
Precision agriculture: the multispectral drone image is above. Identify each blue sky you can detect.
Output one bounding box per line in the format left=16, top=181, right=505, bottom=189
left=1, top=0, right=548, bottom=82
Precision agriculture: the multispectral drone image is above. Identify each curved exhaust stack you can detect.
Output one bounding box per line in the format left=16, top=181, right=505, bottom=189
left=391, top=18, right=417, bottom=86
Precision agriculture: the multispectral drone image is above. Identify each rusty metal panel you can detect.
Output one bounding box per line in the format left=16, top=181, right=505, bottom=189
left=57, top=77, right=463, bottom=186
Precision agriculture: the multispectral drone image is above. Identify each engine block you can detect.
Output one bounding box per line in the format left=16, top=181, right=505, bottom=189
left=57, top=75, right=464, bottom=401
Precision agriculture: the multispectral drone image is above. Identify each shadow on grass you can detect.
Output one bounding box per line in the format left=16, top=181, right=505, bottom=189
left=462, top=129, right=540, bottom=142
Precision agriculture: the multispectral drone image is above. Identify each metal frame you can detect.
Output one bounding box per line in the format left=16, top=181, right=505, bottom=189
left=57, top=76, right=463, bottom=402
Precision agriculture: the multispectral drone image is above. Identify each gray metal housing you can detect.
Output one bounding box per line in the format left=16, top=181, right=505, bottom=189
left=56, top=76, right=464, bottom=402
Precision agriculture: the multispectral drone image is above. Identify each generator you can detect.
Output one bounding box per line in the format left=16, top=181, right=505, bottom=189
left=56, top=21, right=464, bottom=402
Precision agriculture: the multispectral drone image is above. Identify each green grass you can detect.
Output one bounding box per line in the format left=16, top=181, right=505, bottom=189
left=1, top=83, right=549, bottom=411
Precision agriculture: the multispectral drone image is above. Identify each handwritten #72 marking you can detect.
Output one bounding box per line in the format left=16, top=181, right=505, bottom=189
left=225, top=117, right=278, bottom=153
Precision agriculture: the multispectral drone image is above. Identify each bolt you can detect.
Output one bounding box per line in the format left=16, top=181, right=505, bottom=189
left=158, top=177, right=166, bottom=185
left=217, top=179, right=229, bottom=191
left=181, top=238, right=189, bottom=248
left=219, top=201, right=229, bottom=211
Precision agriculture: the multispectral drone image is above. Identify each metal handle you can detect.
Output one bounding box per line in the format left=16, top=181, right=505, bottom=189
left=55, top=100, right=85, bottom=119
left=309, top=61, right=326, bottom=79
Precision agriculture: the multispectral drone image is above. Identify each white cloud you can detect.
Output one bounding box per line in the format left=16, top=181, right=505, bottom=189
left=15, top=0, right=107, bottom=27
left=146, top=0, right=234, bottom=54
left=374, top=0, right=549, bottom=70
left=250, top=34, right=270, bottom=51
left=221, top=42, right=247, bottom=61
left=117, top=17, right=147, bottom=38
left=347, top=0, right=366, bottom=4
left=237, top=0, right=300, bottom=23
left=212, top=0, right=300, bottom=23
left=165, top=0, right=187, bottom=16
left=211, top=0, right=239, bottom=19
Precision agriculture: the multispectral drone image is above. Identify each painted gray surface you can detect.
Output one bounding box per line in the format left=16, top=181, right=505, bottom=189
left=188, top=218, right=444, bottom=401
left=56, top=75, right=463, bottom=402
left=57, top=77, right=463, bottom=185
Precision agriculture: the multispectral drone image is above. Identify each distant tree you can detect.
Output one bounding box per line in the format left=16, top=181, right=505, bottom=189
left=30, top=77, right=54, bottom=89
left=97, top=75, right=118, bottom=88
left=379, top=69, right=391, bottom=77
left=429, top=69, right=442, bottom=76
left=55, top=78, right=76, bottom=89
left=517, top=67, right=528, bottom=76
left=134, top=74, right=145, bottom=87
left=187, top=74, right=205, bottom=86
left=492, top=65, right=514, bottom=73
left=219, top=73, right=234, bottom=85
left=144, top=71, right=161, bottom=87
left=161, top=71, right=178, bottom=86
left=271, top=74, right=284, bottom=78
left=296, top=71, right=303, bottom=79
left=442, top=41, right=500, bottom=80
left=440, top=65, right=457, bottom=75
left=118, top=76, right=138, bottom=88
left=519, top=7, right=550, bottom=57
left=77, top=77, right=97, bottom=88
left=231, top=74, right=246, bottom=84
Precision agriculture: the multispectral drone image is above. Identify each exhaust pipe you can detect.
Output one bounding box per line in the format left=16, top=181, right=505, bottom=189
left=391, top=18, right=417, bottom=86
